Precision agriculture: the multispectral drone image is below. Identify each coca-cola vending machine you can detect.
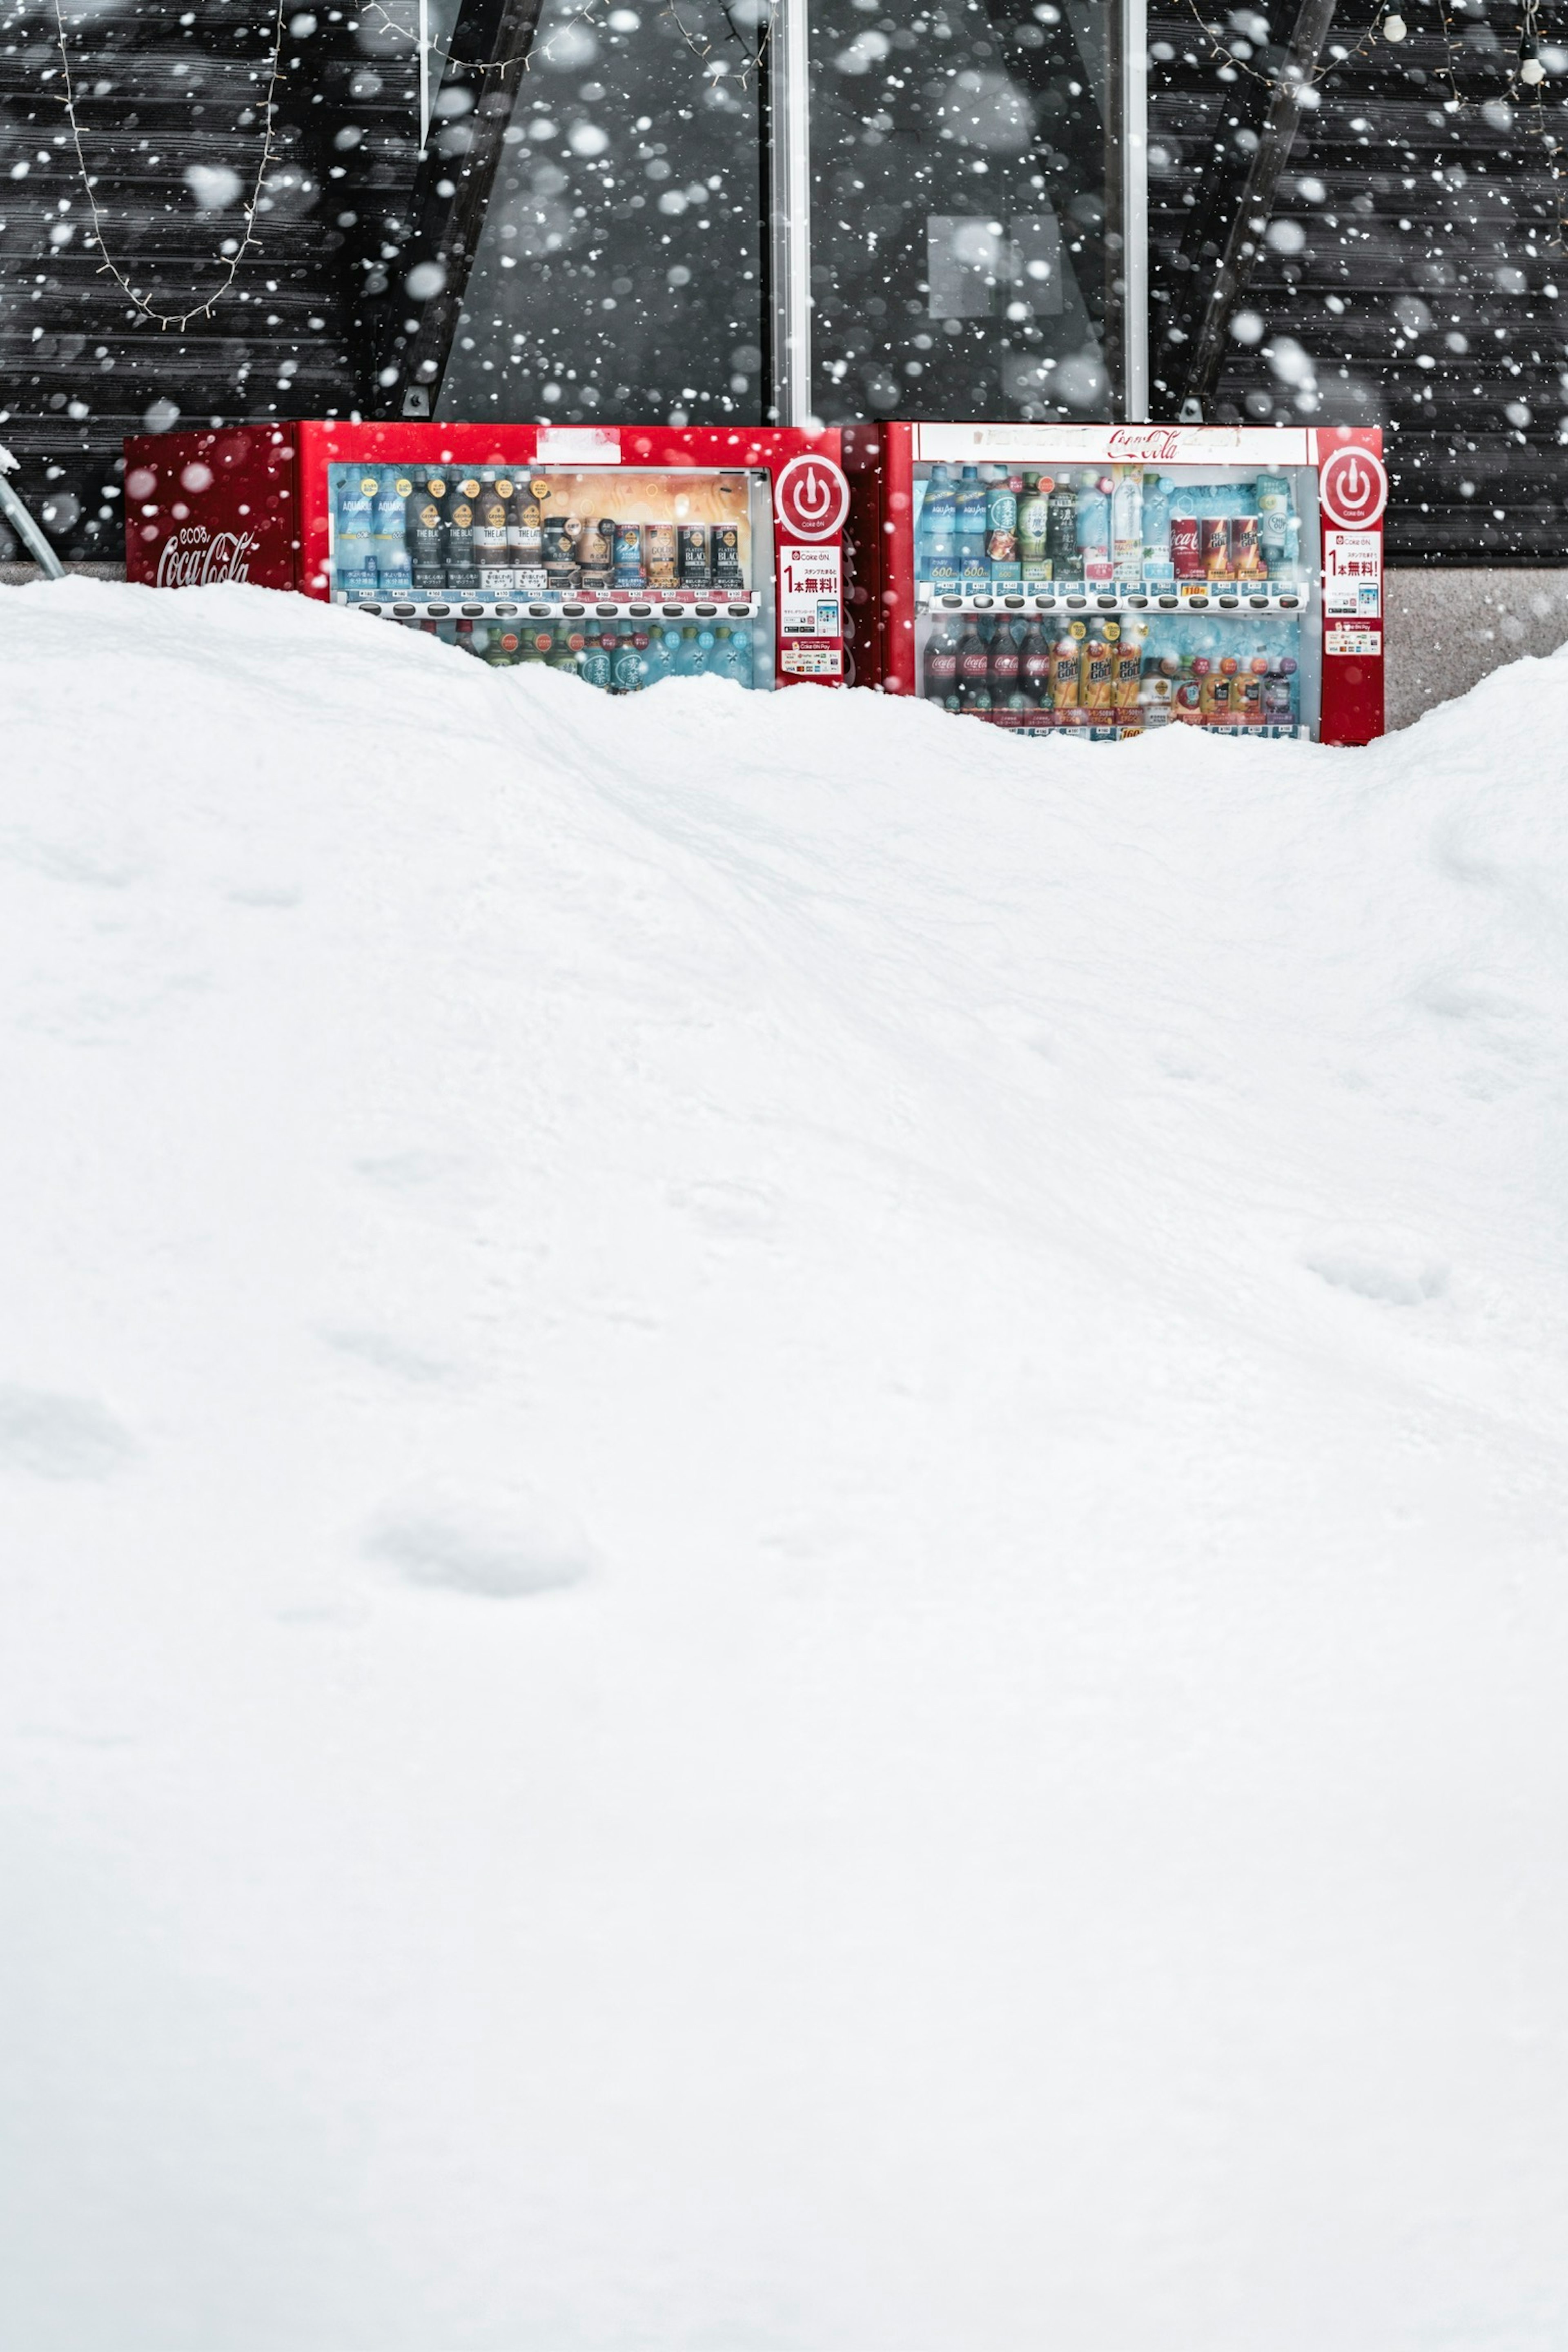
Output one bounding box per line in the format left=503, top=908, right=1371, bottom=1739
left=123, top=421, right=855, bottom=693
left=844, top=423, right=1385, bottom=744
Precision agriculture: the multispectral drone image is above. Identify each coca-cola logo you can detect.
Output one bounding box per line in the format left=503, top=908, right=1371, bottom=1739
left=1107, top=428, right=1187, bottom=462
left=154, top=525, right=261, bottom=588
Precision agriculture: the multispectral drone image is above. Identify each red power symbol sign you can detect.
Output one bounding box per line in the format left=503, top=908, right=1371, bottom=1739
left=1319, top=443, right=1388, bottom=531
left=775, top=453, right=850, bottom=540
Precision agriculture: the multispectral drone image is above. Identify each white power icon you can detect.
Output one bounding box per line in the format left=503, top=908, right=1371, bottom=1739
left=1342, top=457, right=1368, bottom=508
left=794, top=467, right=833, bottom=523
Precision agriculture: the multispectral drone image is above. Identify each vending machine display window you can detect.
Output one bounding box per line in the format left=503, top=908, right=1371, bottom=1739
left=846, top=425, right=1385, bottom=746
left=327, top=459, right=773, bottom=688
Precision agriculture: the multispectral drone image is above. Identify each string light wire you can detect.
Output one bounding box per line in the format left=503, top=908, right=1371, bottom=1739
left=51, top=0, right=289, bottom=329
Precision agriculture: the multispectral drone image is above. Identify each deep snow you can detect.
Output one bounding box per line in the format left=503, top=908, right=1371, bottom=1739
left=2, top=578, right=1566, bottom=2352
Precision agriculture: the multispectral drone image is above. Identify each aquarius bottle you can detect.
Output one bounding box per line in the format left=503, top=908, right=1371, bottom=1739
left=919, top=464, right=958, bottom=584
left=956, top=466, right=989, bottom=586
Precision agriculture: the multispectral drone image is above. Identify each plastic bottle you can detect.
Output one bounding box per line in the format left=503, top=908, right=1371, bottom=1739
left=986, top=469, right=1020, bottom=584
left=1077, top=472, right=1113, bottom=586
left=1018, top=472, right=1052, bottom=583
left=580, top=628, right=614, bottom=691
left=671, top=624, right=705, bottom=678
left=1255, top=471, right=1293, bottom=577
left=989, top=617, right=1021, bottom=723
left=727, top=624, right=755, bottom=688
left=956, top=466, right=989, bottom=586
left=1113, top=618, right=1145, bottom=708
left=1047, top=474, right=1080, bottom=583
left=639, top=627, right=671, bottom=690
left=1018, top=619, right=1052, bottom=711
left=611, top=621, right=644, bottom=693
left=955, top=617, right=991, bottom=711
left=1051, top=628, right=1082, bottom=712
left=334, top=470, right=378, bottom=600
left=1173, top=655, right=1204, bottom=723
left=708, top=624, right=748, bottom=685
left=923, top=617, right=960, bottom=705
left=1111, top=466, right=1143, bottom=584
left=1141, top=474, right=1172, bottom=583
left=919, top=464, right=957, bottom=584
left=371, top=470, right=412, bottom=591
left=1080, top=619, right=1116, bottom=713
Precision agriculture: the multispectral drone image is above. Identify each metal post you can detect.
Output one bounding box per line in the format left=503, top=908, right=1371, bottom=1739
left=1120, top=0, right=1149, bottom=421
left=419, top=0, right=431, bottom=150
left=767, top=0, right=813, bottom=427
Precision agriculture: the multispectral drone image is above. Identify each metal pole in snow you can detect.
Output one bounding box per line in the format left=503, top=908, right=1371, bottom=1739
left=767, top=0, right=813, bottom=427
left=0, top=460, right=65, bottom=579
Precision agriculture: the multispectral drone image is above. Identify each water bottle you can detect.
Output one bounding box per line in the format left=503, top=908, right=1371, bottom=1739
left=919, top=464, right=957, bottom=585
left=1141, top=474, right=1172, bottom=584
left=1076, top=471, right=1112, bottom=586
left=639, top=628, right=672, bottom=690
left=610, top=622, right=644, bottom=693
left=1110, top=467, right=1142, bottom=585
left=709, top=624, right=749, bottom=685
left=956, top=465, right=989, bottom=586
left=334, top=470, right=378, bottom=601
left=370, top=469, right=411, bottom=591
left=672, top=624, right=705, bottom=678
left=726, top=623, right=755, bottom=688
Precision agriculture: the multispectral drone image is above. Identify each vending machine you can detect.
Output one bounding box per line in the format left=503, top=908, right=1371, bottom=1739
left=122, top=422, right=855, bottom=693
left=843, top=423, right=1386, bottom=746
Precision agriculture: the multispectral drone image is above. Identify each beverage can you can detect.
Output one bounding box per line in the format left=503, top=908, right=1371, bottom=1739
left=1170, top=507, right=1203, bottom=580
left=407, top=478, right=446, bottom=593
left=1200, top=516, right=1231, bottom=580
left=644, top=521, right=679, bottom=591
left=712, top=524, right=744, bottom=588
left=613, top=521, right=644, bottom=588
left=678, top=523, right=711, bottom=588
left=1231, top=514, right=1263, bottom=578
left=444, top=487, right=479, bottom=592
left=543, top=516, right=579, bottom=594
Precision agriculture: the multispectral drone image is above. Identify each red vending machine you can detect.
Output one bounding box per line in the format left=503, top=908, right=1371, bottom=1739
left=844, top=424, right=1386, bottom=746
left=123, top=422, right=854, bottom=693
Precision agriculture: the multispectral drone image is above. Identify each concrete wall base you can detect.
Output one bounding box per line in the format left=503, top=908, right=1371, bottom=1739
left=6, top=561, right=1568, bottom=735
left=1382, top=568, right=1568, bottom=730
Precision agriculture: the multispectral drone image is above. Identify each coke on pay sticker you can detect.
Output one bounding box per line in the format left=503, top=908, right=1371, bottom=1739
left=1318, top=443, right=1388, bottom=531
left=775, top=453, right=849, bottom=540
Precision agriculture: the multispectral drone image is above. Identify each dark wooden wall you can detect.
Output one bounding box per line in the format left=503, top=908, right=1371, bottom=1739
left=0, top=0, right=421, bottom=558
left=1149, top=2, right=1568, bottom=560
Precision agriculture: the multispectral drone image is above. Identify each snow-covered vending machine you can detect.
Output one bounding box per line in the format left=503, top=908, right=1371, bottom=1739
left=844, top=423, right=1386, bottom=745
left=123, top=422, right=854, bottom=692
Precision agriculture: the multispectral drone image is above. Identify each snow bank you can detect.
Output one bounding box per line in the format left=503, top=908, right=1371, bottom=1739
left=2, top=577, right=1566, bottom=2352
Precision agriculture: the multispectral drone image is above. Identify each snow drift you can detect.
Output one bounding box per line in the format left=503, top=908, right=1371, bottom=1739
left=2, top=578, right=1565, bottom=2352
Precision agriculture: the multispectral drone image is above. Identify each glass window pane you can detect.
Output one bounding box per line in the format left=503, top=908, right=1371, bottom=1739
left=437, top=0, right=765, bottom=422
left=807, top=0, right=1116, bottom=420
